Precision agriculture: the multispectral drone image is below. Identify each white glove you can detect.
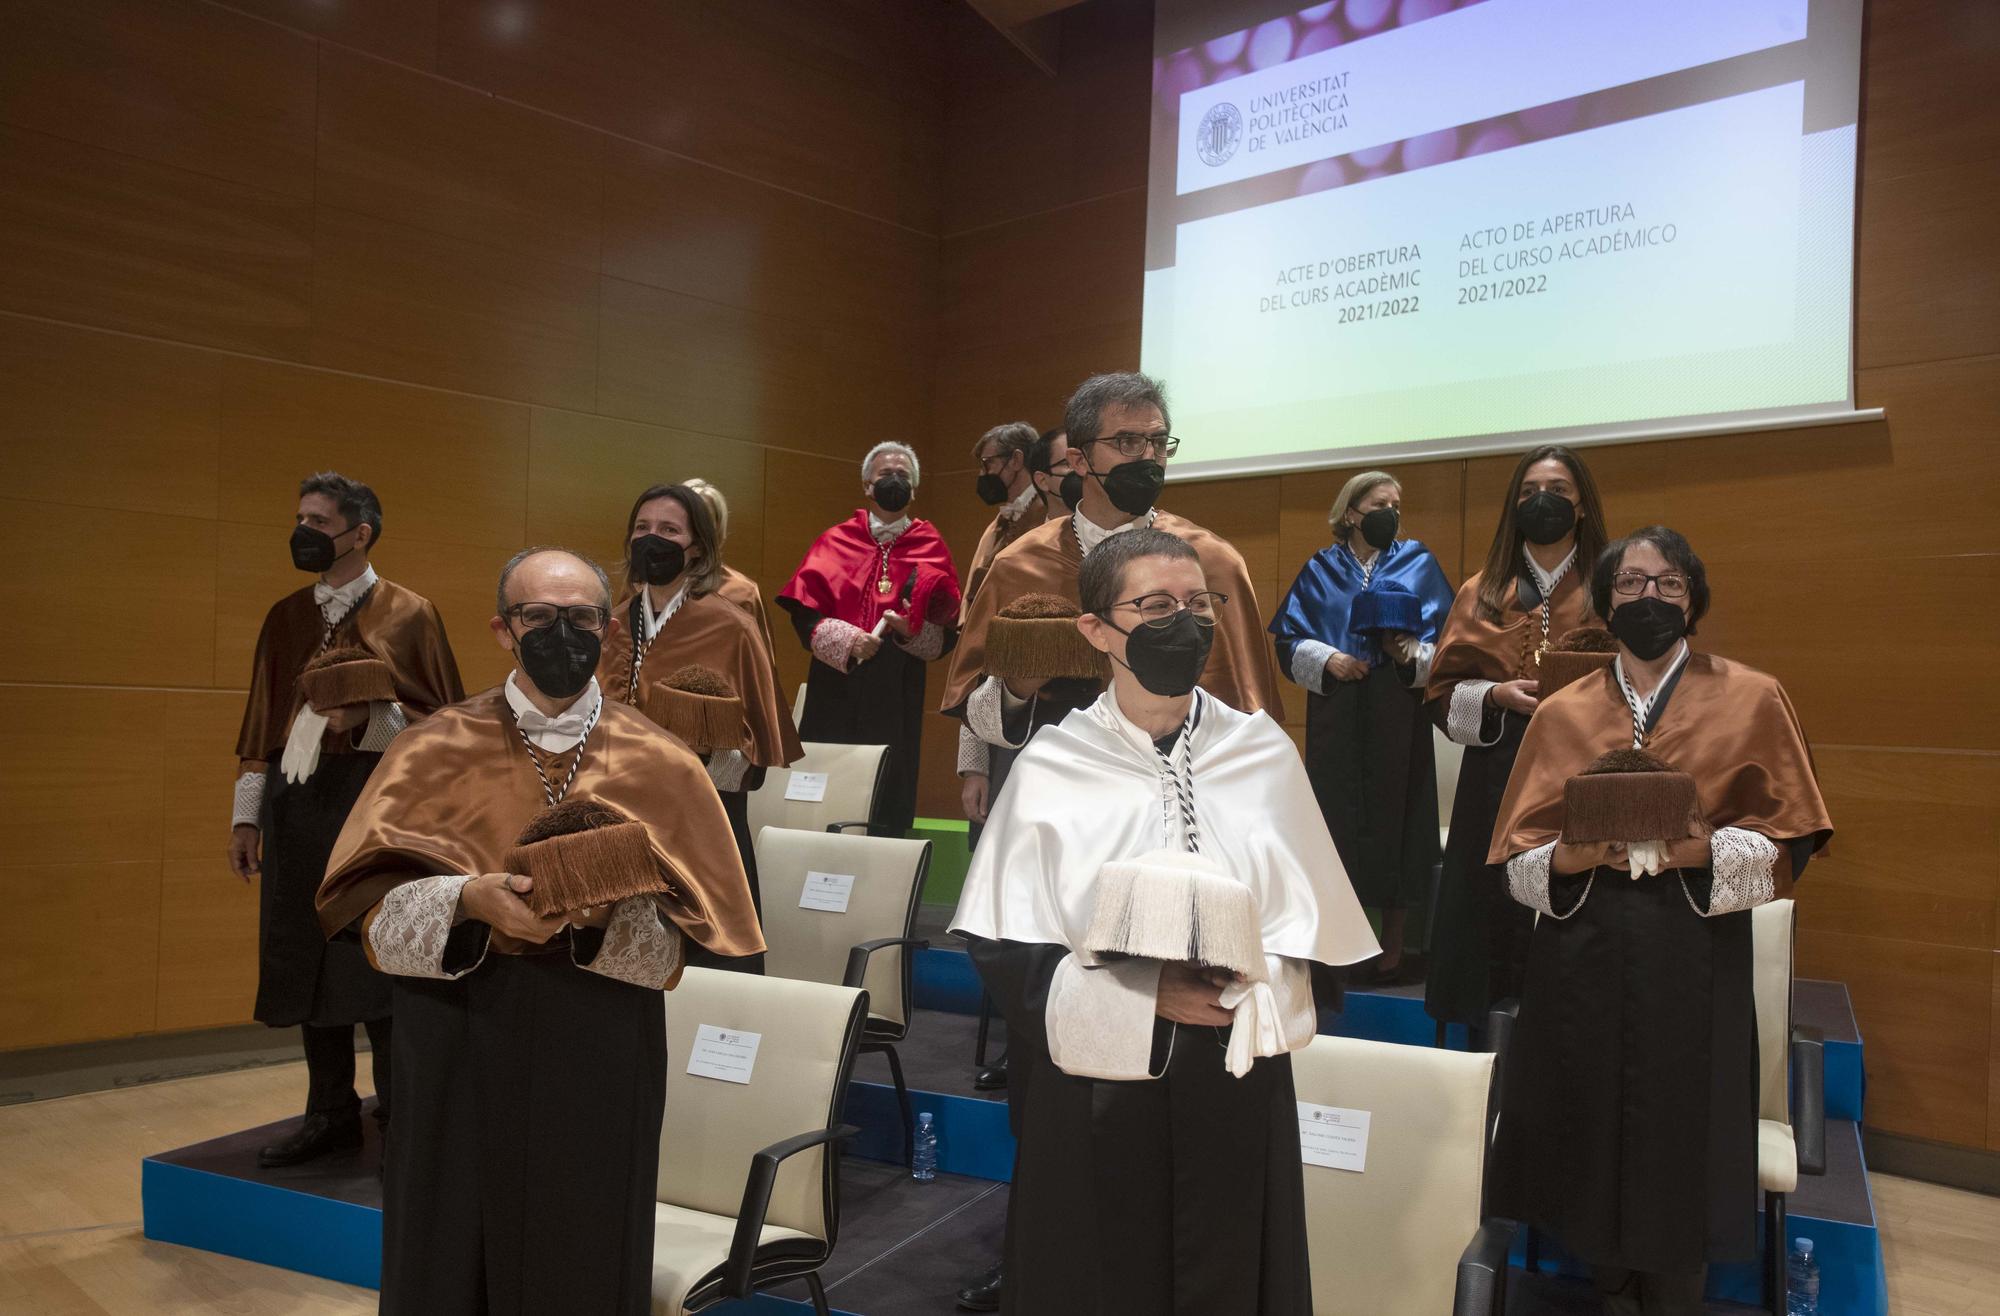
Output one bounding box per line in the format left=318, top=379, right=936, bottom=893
left=280, top=703, right=331, bottom=784
left=1218, top=978, right=1284, bottom=1079
left=1386, top=632, right=1420, bottom=663
left=1626, top=839, right=1671, bottom=879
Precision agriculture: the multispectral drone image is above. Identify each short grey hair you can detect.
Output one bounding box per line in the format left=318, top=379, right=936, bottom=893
left=496, top=546, right=612, bottom=615
left=971, top=421, right=1037, bottom=462
left=861, top=441, right=921, bottom=487
left=1063, top=372, right=1171, bottom=454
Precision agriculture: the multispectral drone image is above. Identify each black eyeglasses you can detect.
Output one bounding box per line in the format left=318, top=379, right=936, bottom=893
left=1610, top=571, right=1689, bottom=599
left=1104, top=591, right=1227, bottom=628
left=1090, top=432, right=1181, bottom=459
left=505, top=602, right=610, bottom=633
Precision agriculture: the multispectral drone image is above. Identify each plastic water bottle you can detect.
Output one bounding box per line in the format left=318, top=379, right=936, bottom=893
left=1786, top=1237, right=1820, bottom=1315
left=911, top=1111, right=938, bottom=1182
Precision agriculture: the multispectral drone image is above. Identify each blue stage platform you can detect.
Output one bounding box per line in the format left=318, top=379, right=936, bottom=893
left=143, top=944, right=1884, bottom=1314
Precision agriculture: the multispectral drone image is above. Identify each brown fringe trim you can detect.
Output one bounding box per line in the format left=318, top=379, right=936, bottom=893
left=644, top=684, right=744, bottom=754
left=1537, top=649, right=1616, bottom=698
left=1562, top=770, right=1702, bottom=844
left=296, top=650, right=397, bottom=709
left=986, top=616, right=1109, bottom=682
left=514, top=799, right=628, bottom=844
left=504, top=820, right=664, bottom=917
left=1556, top=625, right=1619, bottom=653
left=662, top=663, right=733, bottom=697
left=998, top=592, right=1082, bottom=620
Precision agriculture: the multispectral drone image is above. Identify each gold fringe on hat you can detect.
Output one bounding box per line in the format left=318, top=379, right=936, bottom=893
left=1082, top=848, right=1266, bottom=981
left=1538, top=625, right=1619, bottom=697
left=504, top=800, right=667, bottom=919
left=985, top=593, right=1109, bottom=683
left=1561, top=747, right=1704, bottom=845
left=642, top=664, right=743, bottom=755
left=296, top=645, right=397, bottom=710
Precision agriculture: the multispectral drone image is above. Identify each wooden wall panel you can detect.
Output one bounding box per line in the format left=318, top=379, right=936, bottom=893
left=938, top=190, right=1147, bottom=352
left=309, top=206, right=599, bottom=410
left=0, top=124, right=313, bottom=359
left=0, top=315, right=221, bottom=519
left=214, top=0, right=441, bottom=71
left=155, top=690, right=258, bottom=1032
left=316, top=46, right=604, bottom=270
left=0, top=688, right=164, bottom=868
left=0, top=500, right=217, bottom=688
left=933, top=322, right=1141, bottom=456
left=0, top=0, right=318, bottom=199
left=0, top=863, right=161, bottom=1051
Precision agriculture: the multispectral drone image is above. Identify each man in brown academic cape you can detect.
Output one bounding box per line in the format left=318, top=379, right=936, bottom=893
left=226, top=472, right=462, bottom=1168
left=961, top=421, right=1049, bottom=620
left=318, top=547, right=763, bottom=1316
left=939, top=371, right=1284, bottom=1314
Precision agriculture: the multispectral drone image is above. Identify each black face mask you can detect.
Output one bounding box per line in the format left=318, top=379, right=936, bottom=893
left=1517, top=490, right=1577, bottom=545
left=1094, top=459, right=1166, bottom=517
left=290, top=523, right=355, bottom=574
left=629, top=534, right=686, bottom=587
left=516, top=619, right=600, bottom=701
left=872, top=474, right=913, bottom=514
left=1056, top=471, right=1086, bottom=512
left=1609, top=597, right=1687, bottom=662
left=1106, top=610, right=1214, bottom=697
left=1357, top=507, right=1400, bottom=550
left=975, top=472, right=1010, bottom=506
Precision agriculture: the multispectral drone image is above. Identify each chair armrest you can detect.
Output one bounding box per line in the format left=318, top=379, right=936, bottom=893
left=825, top=820, right=870, bottom=834
left=722, top=1124, right=861, bottom=1299
left=1791, top=1024, right=1826, bottom=1177
left=843, top=937, right=931, bottom=989
left=1454, top=1217, right=1518, bottom=1316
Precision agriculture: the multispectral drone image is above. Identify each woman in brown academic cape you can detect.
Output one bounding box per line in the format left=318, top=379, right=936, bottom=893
left=1485, top=527, right=1831, bottom=1315
left=597, top=484, right=801, bottom=924
left=1423, top=445, right=1605, bottom=1033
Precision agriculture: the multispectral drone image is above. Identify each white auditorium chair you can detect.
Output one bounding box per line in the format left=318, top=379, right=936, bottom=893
left=747, top=741, right=889, bottom=837
left=754, top=826, right=931, bottom=1165
left=1752, top=896, right=1827, bottom=1314
left=652, top=968, right=868, bottom=1316
left=1294, top=1012, right=1516, bottom=1315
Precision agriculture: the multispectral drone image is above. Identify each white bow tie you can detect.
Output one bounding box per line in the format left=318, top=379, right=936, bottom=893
left=516, top=705, right=591, bottom=751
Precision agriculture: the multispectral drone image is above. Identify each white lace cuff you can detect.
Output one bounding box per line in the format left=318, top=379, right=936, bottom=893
left=1217, top=955, right=1317, bottom=1077
left=1446, top=679, right=1502, bottom=747
left=810, top=617, right=865, bottom=672
left=1287, top=640, right=1335, bottom=694
left=575, top=896, right=684, bottom=989
left=1685, top=827, right=1778, bottom=917
left=1506, top=841, right=1592, bottom=919
left=231, top=771, right=266, bottom=829
left=706, top=749, right=750, bottom=793
left=956, top=723, right=990, bottom=777
left=355, top=701, right=407, bottom=753
left=966, top=675, right=1031, bottom=749
left=1047, top=954, right=1164, bottom=1082
left=896, top=620, right=946, bottom=661
left=368, top=875, right=487, bottom=979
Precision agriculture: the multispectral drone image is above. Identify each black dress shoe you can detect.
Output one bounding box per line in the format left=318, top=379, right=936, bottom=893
left=258, top=1111, right=363, bottom=1168
left=973, top=1054, right=1009, bottom=1091
left=956, top=1262, right=1002, bottom=1312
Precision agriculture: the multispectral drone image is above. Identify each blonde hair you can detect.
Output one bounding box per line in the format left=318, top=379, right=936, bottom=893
left=680, top=477, right=729, bottom=543
left=1328, top=471, right=1399, bottom=541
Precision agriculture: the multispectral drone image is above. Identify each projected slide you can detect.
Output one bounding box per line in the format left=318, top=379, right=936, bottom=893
left=1142, top=0, right=1865, bottom=480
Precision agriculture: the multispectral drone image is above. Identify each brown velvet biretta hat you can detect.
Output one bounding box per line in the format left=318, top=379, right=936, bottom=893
left=1537, top=625, right=1619, bottom=698
left=1561, top=747, right=1704, bottom=845
left=296, top=645, right=397, bottom=710
left=985, top=592, right=1110, bottom=683
left=642, top=664, right=743, bottom=756
left=503, top=800, right=666, bottom=919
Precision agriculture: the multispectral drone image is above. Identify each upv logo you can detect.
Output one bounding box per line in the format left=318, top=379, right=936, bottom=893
left=1196, top=102, right=1243, bottom=166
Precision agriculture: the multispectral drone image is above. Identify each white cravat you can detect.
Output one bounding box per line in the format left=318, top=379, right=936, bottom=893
left=314, top=564, right=378, bottom=626
left=639, top=582, right=689, bottom=641
left=504, top=672, right=603, bottom=752
left=998, top=484, right=1037, bottom=524
left=1521, top=545, right=1576, bottom=599
left=1073, top=508, right=1156, bottom=558
left=868, top=512, right=911, bottom=544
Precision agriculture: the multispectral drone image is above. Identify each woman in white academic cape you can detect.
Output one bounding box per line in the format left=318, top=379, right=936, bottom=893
left=951, top=526, right=1378, bottom=1316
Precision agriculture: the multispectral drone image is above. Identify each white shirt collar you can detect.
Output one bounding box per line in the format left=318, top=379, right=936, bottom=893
left=1073, top=507, right=1156, bottom=558
left=639, top=582, right=689, bottom=641
left=504, top=671, right=603, bottom=752
left=1521, top=545, right=1576, bottom=597
left=314, top=564, right=378, bottom=623
left=997, top=483, right=1038, bottom=523
left=1614, top=641, right=1692, bottom=740
left=869, top=512, right=911, bottom=543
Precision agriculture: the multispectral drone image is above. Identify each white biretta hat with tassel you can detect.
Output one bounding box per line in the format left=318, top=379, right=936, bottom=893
left=1081, top=847, right=1266, bottom=983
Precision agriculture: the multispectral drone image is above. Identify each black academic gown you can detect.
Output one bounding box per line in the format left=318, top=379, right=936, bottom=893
left=1302, top=662, right=1439, bottom=911
left=968, top=939, right=1313, bottom=1316
left=1423, top=710, right=1531, bottom=1027
left=256, top=753, right=390, bottom=1027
